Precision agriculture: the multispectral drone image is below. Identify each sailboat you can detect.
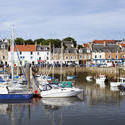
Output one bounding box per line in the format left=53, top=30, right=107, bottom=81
left=0, top=26, right=33, bottom=100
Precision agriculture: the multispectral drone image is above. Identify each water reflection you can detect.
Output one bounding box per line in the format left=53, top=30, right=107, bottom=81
left=77, top=81, right=123, bottom=106
left=0, top=100, right=34, bottom=125
left=41, top=97, right=83, bottom=111
left=41, top=97, right=83, bottom=125
left=0, top=104, right=9, bottom=115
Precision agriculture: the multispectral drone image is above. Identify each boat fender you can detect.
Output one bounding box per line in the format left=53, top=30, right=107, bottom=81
left=34, top=90, right=39, bottom=94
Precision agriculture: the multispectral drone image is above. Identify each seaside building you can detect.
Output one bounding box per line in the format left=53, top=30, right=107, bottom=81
left=8, top=45, right=37, bottom=66
left=78, top=48, right=91, bottom=65
left=0, top=39, right=9, bottom=66
left=36, top=45, right=51, bottom=64
left=91, top=40, right=122, bottom=65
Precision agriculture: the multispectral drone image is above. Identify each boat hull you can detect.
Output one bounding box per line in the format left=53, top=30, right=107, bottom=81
left=0, top=94, right=32, bottom=100
left=96, top=79, right=105, bottom=84
left=40, top=88, right=83, bottom=98
left=110, top=82, right=121, bottom=87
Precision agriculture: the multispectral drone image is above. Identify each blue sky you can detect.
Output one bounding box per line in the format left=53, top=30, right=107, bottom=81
left=0, top=0, right=125, bottom=44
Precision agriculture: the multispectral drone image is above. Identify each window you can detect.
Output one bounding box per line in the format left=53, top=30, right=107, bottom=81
left=109, top=55, right=111, bottom=58
left=70, top=56, right=73, bottom=59
left=31, top=56, right=33, bottom=59
left=47, top=57, right=49, bottom=60
left=39, top=57, right=41, bottom=60
left=66, top=56, right=68, bottom=59
left=3, top=56, right=5, bottom=59
left=100, top=55, right=101, bottom=59
left=80, top=55, right=82, bottom=59
left=95, top=55, right=97, bottom=58
left=88, top=55, right=90, bottom=59
left=47, top=52, right=49, bottom=55
left=116, top=55, right=118, bottom=59
left=84, top=55, right=86, bottom=59
left=31, top=52, right=33, bottom=55
left=20, top=52, right=22, bottom=55
left=37, top=52, right=39, bottom=55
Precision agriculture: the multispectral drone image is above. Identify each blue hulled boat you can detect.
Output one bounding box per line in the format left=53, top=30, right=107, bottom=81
left=0, top=94, right=32, bottom=100
left=0, top=27, right=33, bottom=100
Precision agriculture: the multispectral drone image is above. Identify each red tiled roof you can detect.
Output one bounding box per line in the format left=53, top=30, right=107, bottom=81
left=93, top=40, right=115, bottom=44
left=11, top=45, right=36, bottom=51
left=82, top=44, right=88, bottom=47
left=120, top=44, right=125, bottom=47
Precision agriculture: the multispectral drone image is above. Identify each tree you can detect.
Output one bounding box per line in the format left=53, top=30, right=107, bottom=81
left=78, top=45, right=84, bottom=49
left=34, top=38, right=45, bottom=45
left=41, top=39, right=61, bottom=48
left=62, top=37, right=77, bottom=47
left=15, top=38, right=25, bottom=45
left=24, top=39, right=34, bottom=45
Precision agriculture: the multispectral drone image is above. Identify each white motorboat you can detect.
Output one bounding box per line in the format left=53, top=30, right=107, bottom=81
left=110, top=82, right=121, bottom=87
left=86, top=76, right=92, bottom=82
left=40, top=84, right=83, bottom=98
left=96, top=75, right=106, bottom=85
left=110, top=77, right=125, bottom=87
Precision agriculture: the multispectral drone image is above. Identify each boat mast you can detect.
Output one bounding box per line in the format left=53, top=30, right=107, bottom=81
left=52, top=44, right=54, bottom=79
left=60, top=41, right=63, bottom=82
left=11, top=26, right=14, bottom=83
left=2, top=39, right=5, bottom=76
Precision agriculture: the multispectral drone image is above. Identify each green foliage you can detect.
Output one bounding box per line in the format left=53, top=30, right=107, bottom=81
left=34, top=38, right=45, bottom=45
left=78, top=45, right=84, bottom=49
left=40, top=39, right=61, bottom=48
left=24, top=39, right=34, bottom=45
left=14, top=37, right=78, bottom=48
left=62, top=37, right=77, bottom=47
left=15, top=38, right=24, bottom=45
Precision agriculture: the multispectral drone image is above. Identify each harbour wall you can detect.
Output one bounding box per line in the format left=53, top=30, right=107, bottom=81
left=32, top=66, right=125, bottom=81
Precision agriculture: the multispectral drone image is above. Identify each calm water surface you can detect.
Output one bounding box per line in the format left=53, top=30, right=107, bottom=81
left=0, top=81, right=125, bottom=125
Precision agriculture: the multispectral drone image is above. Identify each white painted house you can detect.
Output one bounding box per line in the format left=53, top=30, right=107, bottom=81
left=8, top=45, right=37, bottom=66
left=36, top=45, right=51, bottom=64
left=92, top=52, right=105, bottom=64
left=8, top=45, right=51, bottom=66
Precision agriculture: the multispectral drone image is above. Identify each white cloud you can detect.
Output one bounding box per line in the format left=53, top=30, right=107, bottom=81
left=0, top=0, right=125, bottom=43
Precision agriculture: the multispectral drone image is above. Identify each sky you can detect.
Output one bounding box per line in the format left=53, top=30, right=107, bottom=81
left=0, top=0, right=125, bottom=44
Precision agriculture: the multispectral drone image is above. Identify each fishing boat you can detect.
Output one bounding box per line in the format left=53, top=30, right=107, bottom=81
left=86, top=76, right=92, bottom=82
left=0, top=27, right=33, bottom=100
left=96, top=74, right=106, bottom=85
left=110, top=77, right=125, bottom=87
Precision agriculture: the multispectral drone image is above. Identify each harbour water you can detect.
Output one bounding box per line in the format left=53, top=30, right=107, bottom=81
left=0, top=78, right=125, bottom=125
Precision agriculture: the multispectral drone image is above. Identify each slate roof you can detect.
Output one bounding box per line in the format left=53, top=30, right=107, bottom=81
left=36, top=45, right=50, bottom=51
left=64, top=41, right=74, bottom=48
left=64, top=48, right=77, bottom=53
left=92, top=44, right=121, bottom=52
